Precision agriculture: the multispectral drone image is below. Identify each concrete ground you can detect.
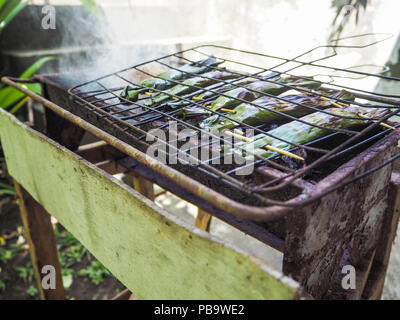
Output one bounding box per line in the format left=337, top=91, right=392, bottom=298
left=154, top=189, right=400, bottom=300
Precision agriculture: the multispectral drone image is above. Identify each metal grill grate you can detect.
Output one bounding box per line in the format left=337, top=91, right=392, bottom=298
left=68, top=34, right=400, bottom=208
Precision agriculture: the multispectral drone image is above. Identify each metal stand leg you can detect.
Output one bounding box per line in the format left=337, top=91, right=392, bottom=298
left=362, top=173, right=400, bottom=299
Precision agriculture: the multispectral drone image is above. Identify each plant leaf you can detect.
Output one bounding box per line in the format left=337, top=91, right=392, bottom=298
left=0, top=182, right=15, bottom=191
left=0, top=0, right=21, bottom=22
left=0, top=56, right=55, bottom=110
left=0, top=0, right=7, bottom=11
left=78, top=0, right=103, bottom=17
left=62, top=274, right=73, bottom=290
left=19, top=56, right=56, bottom=79
left=0, top=189, right=16, bottom=196
left=0, top=0, right=29, bottom=34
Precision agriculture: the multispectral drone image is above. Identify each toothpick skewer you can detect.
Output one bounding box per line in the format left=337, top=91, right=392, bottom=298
left=319, top=96, right=330, bottom=101
left=322, top=97, right=394, bottom=130
left=224, top=130, right=304, bottom=161
left=319, top=96, right=344, bottom=109
left=224, top=130, right=253, bottom=142
left=234, top=128, right=245, bottom=135
left=220, top=108, right=237, bottom=113
left=357, top=113, right=396, bottom=130
left=330, top=101, right=344, bottom=109
left=264, top=145, right=305, bottom=161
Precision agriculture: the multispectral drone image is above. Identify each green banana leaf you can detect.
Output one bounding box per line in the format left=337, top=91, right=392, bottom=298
left=147, top=71, right=239, bottom=106
left=201, top=89, right=354, bottom=132
left=0, top=56, right=55, bottom=111
left=169, top=77, right=256, bottom=110
left=0, top=189, right=16, bottom=196
left=0, top=0, right=28, bottom=34
left=207, top=76, right=321, bottom=112
left=120, top=57, right=222, bottom=102
left=229, top=106, right=385, bottom=161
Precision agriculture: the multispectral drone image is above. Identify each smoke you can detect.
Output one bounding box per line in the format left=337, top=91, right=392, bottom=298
left=16, top=0, right=399, bottom=90
left=52, top=1, right=210, bottom=83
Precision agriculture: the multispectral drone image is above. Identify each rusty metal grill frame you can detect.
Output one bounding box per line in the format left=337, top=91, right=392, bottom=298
left=67, top=36, right=400, bottom=207
left=67, top=35, right=400, bottom=204
left=4, top=34, right=400, bottom=221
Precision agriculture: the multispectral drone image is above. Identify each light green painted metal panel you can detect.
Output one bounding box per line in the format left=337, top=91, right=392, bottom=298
left=0, top=109, right=300, bottom=299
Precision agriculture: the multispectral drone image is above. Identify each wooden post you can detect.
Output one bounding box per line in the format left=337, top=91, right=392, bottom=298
left=132, top=175, right=155, bottom=201
left=14, top=181, right=66, bottom=300
left=123, top=174, right=155, bottom=300
left=195, top=209, right=212, bottom=232
left=111, top=288, right=138, bottom=300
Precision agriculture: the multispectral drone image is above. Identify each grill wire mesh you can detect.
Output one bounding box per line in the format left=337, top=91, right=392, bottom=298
left=68, top=35, right=400, bottom=207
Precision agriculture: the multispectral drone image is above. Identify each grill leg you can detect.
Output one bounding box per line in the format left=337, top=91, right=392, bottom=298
left=112, top=288, right=139, bottom=300
left=345, top=249, right=376, bottom=300
left=119, top=174, right=155, bottom=300
left=14, top=180, right=65, bottom=300
left=362, top=173, right=400, bottom=299
left=133, top=175, right=155, bottom=201
left=195, top=209, right=212, bottom=232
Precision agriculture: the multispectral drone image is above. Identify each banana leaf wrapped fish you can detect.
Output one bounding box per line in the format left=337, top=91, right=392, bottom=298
left=201, top=89, right=354, bottom=132
left=173, top=74, right=320, bottom=119
left=167, top=78, right=260, bottom=118
left=208, top=75, right=321, bottom=112
left=120, top=57, right=221, bottom=102
left=166, top=77, right=258, bottom=109
left=146, top=70, right=239, bottom=106
left=229, top=106, right=386, bottom=161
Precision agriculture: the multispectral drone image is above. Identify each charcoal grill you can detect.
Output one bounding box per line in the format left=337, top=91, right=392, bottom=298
left=66, top=36, right=400, bottom=220
left=3, top=34, right=400, bottom=299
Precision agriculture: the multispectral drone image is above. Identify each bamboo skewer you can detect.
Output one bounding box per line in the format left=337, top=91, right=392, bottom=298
left=220, top=108, right=237, bottom=113
left=234, top=128, right=245, bottom=135
left=357, top=113, right=396, bottom=130
left=319, top=96, right=344, bottom=109
left=211, top=92, right=393, bottom=163
left=224, top=130, right=253, bottom=142
left=263, top=145, right=305, bottom=161
left=224, top=130, right=305, bottom=161
left=320, top=96, right=394, bottom=130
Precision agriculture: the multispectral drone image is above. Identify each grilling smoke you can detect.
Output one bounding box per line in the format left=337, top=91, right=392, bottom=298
left=22, top=0, right=400, bottom=90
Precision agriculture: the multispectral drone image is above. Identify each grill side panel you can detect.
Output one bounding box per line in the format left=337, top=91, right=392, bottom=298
left=283, top=135, right=398, bottom=299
